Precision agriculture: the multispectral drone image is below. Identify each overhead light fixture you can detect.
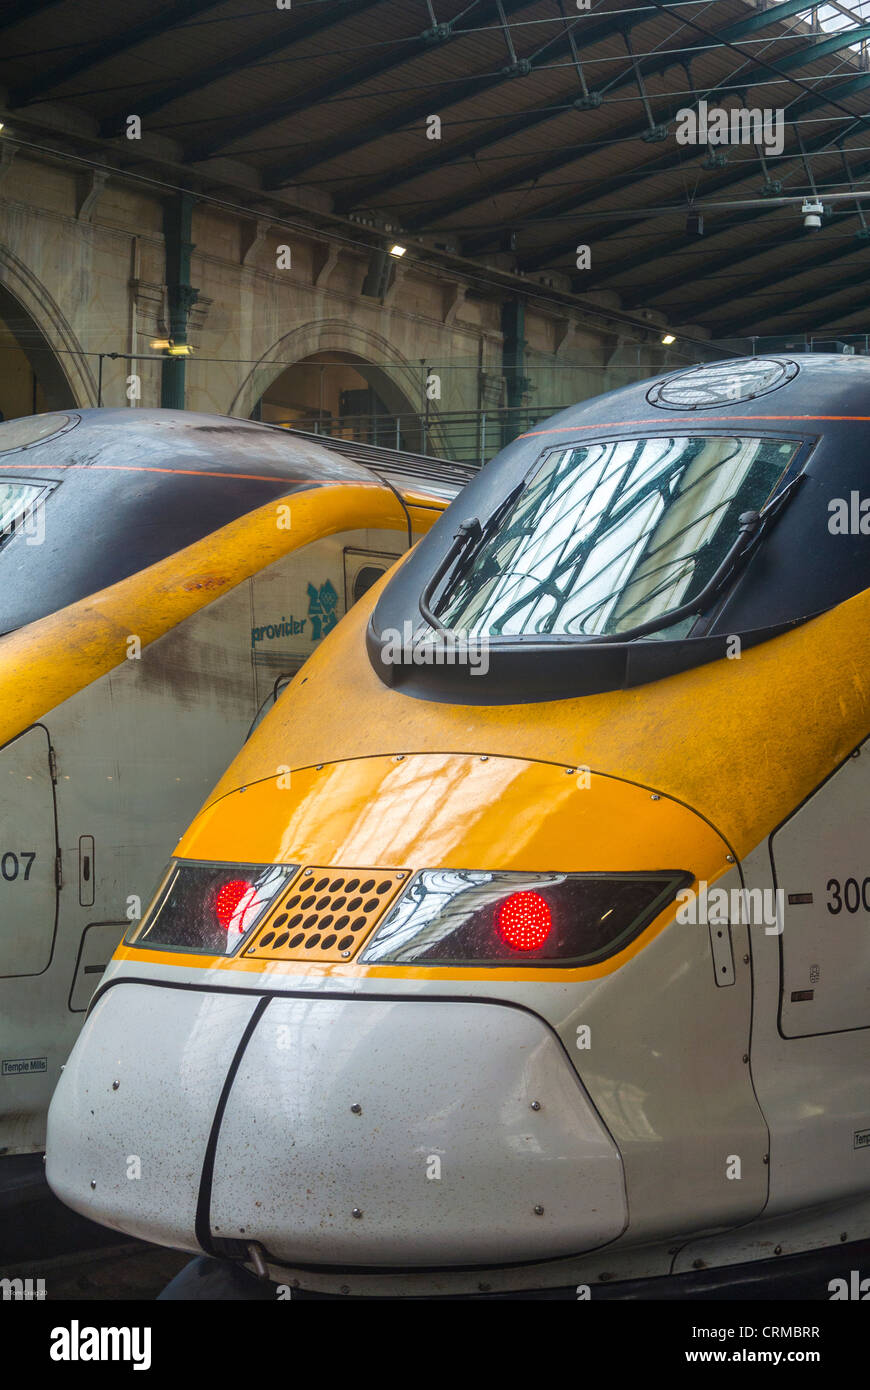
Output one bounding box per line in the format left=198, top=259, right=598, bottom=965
left=662, top=333, right=676, bottom=345
left=0, top=123, right=5, bottom=134
left=149, top=337, right=171, bottom=351
left=388, top=243, right=407, bottom=258
left=801, top=199, right=824, bottom=229
left=167, top=342, right=193, bottom=356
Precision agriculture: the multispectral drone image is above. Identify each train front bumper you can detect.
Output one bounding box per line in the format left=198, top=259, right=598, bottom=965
left=47, top=980, right=627, bottom=1267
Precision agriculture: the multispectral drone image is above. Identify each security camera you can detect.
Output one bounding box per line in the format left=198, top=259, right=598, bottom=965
left=801, top=199, right=824, bottom=229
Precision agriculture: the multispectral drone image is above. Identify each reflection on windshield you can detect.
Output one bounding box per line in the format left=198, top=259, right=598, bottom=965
left=436, top=435, right=798, bottom=639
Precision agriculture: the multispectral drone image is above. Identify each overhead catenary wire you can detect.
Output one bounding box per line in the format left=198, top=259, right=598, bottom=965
left=0, top=342, right=704, bottom=369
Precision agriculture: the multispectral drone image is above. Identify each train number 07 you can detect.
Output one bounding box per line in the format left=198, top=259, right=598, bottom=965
left=1, top=851, right=36, bottom=882
left=826, top=876, right=870, bottom=915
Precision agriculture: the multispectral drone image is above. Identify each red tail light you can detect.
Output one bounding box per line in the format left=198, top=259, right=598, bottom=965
left=497, top=891, right=552, bottom=951
left=215, top=879, right=255, bottom=929
left=362, top=869, right=693, bottom=966
left=128, top=862, right=296, bottom=956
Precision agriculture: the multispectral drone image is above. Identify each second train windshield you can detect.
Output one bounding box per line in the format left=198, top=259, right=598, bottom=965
left=435, top=435, right=800, bottom=640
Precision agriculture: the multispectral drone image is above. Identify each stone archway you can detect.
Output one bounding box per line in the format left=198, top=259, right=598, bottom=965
left=228, top=318, right=445, bottom=455
left=0, top=246, right=96, bottom=413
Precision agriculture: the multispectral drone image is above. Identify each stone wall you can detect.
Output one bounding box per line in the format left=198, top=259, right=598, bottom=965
left=0, top=151, right=696, bottom=452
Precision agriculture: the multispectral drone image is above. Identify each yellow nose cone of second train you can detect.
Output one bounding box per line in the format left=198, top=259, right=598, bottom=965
left=117, top=750, right=730, bottom=982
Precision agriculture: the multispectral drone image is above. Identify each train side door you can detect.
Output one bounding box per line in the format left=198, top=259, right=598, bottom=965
left=0, top=724, right=58, bottom=978
left=343, top=547, right=398, bottom=607
left=0, top=723, right=59, bottom=1149
left=772, top=739, right=870, bottom=1037
left=753, top=736, right=870, bottom=1214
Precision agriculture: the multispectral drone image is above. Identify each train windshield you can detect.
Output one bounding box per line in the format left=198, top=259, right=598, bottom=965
left=436, top=435, right=800, bottom=639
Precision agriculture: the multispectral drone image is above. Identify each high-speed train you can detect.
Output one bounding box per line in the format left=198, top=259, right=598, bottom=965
left=47, top=356, right=870, bottom=1298
left=0, top=408, right=462, bottom=1210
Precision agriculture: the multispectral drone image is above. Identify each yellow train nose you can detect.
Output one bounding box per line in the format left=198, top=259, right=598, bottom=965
left=125, top=751, right=731, bottom=982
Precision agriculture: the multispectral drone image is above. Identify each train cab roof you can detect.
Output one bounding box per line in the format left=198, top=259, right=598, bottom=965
left=370, top=354, right=870, bottom=703
left=499, top=350, right=870, bottom=437
left=0, top=409, right=469, bottom=634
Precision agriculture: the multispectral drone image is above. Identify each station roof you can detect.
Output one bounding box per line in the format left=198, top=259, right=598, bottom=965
left=1, top=0, right=869, bottom=344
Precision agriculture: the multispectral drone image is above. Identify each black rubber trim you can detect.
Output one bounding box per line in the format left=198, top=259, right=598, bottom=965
left=194, top=995, right=270, bottom=1256
left=371, top=472, right=413, bottom=547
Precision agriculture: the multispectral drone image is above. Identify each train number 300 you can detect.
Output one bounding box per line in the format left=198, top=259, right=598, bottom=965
left=826, top=877, right=870, bottom=915
left=1, top=851, right=36, bottom=882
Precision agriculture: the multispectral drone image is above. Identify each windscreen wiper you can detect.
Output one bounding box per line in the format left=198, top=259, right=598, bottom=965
left=419, top=478, right=525, bottom=633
